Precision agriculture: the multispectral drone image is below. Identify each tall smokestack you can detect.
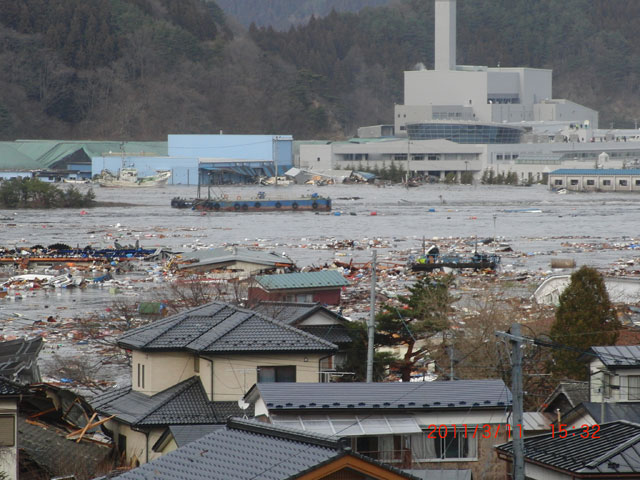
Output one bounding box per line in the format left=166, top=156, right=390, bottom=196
left=435, top=0, right=456, bottom=71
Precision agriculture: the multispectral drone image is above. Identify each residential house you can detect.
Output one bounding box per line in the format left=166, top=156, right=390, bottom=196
left=0, top=378, right=23, bottom=480
left=550, top=346, right=640, bottom=428
left=99, top=417, right=419, bottom=480
left=539, top=381, right=589, bottom=419
left=172, top=247, right=295, bottom=276
left=248, top=270, right=350, bottom=306
left=244, top=380, right=512, bottom=479
left=496, top=420, right=640, bottom=479
left=92, top=301, right=337, bottom=465
left=583, top=345, right=640, bottom=404
left=252, top=301, right=354, bottom=377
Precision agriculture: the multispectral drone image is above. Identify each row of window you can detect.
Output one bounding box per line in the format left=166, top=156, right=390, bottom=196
left=554, top=178, right=640, bottom=187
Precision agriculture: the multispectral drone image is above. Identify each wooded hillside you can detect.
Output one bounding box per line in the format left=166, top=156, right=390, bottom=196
left=0, top=0, right=638, bottom=142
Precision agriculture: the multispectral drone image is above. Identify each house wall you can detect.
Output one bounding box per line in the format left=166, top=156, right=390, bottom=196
left=297, top=312, right=343, bottom=326
left=209, top=353, right=326, bottom=401
left=132, top=351, right=195, bottom=396
left=249, top=287, right=342, bottom=306
left=132, top=350, right=327, bottom=402
left=103, top=420, right=165, bottom=466
left=0, top=398, right=17, bottom=480
left=589, top=359, right=640, bottom=403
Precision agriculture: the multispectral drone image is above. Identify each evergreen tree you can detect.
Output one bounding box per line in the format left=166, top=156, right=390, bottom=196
left=550, top=266, right=620, bottom=380
left=375, top=275, right=454, bottom=381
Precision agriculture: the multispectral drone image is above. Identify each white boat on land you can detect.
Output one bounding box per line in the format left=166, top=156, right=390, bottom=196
left=95, top=168, right=171, bottom=188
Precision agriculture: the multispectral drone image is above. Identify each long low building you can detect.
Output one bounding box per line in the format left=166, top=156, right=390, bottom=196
left=548, top=168, right=640, bottom=192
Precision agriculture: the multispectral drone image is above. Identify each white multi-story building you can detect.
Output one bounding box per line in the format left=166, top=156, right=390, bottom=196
left=299, top=0, right=640, bottom=183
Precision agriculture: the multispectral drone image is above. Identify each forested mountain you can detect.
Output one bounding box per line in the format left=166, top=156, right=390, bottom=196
left=213, top=0, right=393, bottom=30
left=0, top=0, right=638, bottom=142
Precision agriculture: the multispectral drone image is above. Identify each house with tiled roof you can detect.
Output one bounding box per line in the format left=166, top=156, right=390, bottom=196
left=496, top=420, right=640, bottom=479
left=93, top=301, right=337, bottom=465
left=245, top=380, right=512, bottom=479
left=582, top=345, right=640, bottom=405
left=100, top=417, right=418, bottom=480
left=253, top=301, right=354, bottom=376
left=249, top=270, right=350, bottom=306
left=172, top=246, right=295, bottom=276
left=0, top=378, right=24, bottom=480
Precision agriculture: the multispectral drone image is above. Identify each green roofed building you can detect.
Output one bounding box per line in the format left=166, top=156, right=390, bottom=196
left=0, top=140, right=167, bottom=181
left=249, top=270, right=350, bottom=306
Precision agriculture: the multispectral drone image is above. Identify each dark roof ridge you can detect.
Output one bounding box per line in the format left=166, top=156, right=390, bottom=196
left=226, top=417, right=342, bottom=449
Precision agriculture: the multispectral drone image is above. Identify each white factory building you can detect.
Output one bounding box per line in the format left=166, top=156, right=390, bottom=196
left=298, top=0, right=640, bottom=183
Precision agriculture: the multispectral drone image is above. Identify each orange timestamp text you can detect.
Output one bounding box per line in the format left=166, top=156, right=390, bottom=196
left=550, top=424, right=600, bottom=439
left=425, top=424, right=523, bottom=439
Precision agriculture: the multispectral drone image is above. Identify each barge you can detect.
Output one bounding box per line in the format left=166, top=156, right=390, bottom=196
left=171, top=192, right=331, bottom=212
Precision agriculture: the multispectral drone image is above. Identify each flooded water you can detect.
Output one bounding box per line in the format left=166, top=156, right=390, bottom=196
left=2, top=182, right=639, bottom=389
left=1, top=182, right=640, bottom=322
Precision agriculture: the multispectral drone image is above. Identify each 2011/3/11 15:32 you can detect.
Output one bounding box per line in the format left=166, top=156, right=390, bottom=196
left=424, top=424, right=523, bottom=439
left=551, top=424, right=601, bottom=438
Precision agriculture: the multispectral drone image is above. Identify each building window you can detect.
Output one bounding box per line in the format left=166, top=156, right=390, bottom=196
left=602, top=373, right=612, bottom=399
left=411, top=428, right=477, bottom=460
left=427, top=155, right=439, bottom=161
left=137, top=364, right=145, bottom=389
left=619, top=179, right=628, bottom=186
left=258, top=365, right=296, bottom=383
left=570, top=179, right=579, bottom=186
left=587, top=179, right=595, bottom=186
left=0, top=415, right=15, bottom=446
left=554, top=179, right=563, bottom=186
left=635, top=179, right=640, bottom=186
left=602, top=179, right=611, bottom=186
left=629, top=376, right=640, bottom=400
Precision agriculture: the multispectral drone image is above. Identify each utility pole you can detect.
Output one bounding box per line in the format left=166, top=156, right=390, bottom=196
left=496, top=323, right=525, bottom=480
left=366, top=250, right=377, bottom=383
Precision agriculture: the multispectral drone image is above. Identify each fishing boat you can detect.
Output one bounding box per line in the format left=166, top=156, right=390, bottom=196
left=411, top=245, right=500, bottom=272
left=95, top=168, right=171, bottom=188
left=171, top=191, right=331, bottom=212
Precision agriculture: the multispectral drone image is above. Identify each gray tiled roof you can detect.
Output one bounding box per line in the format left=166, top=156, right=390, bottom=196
left=249, top=380, right=511, bottom=411
left=582, top=401, right=640, bottom=424
left=255, top=270, right=350, bottom=290
left=168, top=424, right=225, bottom=448
left=211, top=401, right=254, bottom=420
left=253, top=301, right=345, bottom=325
left=117, top=301, right=337, bottom=353
left=92, top=377, right=218, bottom=427
left=496, top=420, right=640, bottom=474
left=588, top=345, right=640, bottom=367
left=103, top=418, right=418, bottom=480
left=299, top=325, right=353, bottom=345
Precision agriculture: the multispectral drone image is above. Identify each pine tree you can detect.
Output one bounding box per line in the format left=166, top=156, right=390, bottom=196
left=550, top=266, right=620, bottom=380
left=375, top=275, right=454, bottom=381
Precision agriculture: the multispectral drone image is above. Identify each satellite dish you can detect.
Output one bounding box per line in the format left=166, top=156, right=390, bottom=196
left=237, top=399, right=250, bottom=410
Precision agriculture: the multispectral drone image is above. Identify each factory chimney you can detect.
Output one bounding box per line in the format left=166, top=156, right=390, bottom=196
left=434, top=0, right=456, bottom=71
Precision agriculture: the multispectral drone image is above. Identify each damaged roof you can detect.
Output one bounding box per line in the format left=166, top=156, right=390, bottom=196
left=0, top=337, right=43, bottom=384
left=117, top=301, right=337, bottom=354
left=92, top=377, right=218, bottom=427
left=176, top=247, right=294, bottom=269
